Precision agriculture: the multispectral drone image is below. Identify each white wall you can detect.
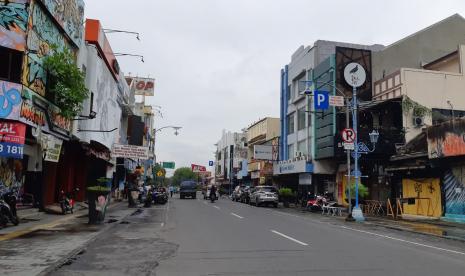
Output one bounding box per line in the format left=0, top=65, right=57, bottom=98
left=75, top=45, right=122, bottom=149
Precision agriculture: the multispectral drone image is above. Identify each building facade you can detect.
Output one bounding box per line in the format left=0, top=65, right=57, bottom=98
left=246, top=117, right=280, bottom=186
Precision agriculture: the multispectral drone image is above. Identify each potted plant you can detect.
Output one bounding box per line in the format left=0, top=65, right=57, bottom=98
left=279, top=188, right=294, bottom=208
left=87, top=177, right=112, bottom=224
left=345, top=182, right=369, bottom=208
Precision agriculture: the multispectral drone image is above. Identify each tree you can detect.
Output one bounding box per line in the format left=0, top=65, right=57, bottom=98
left=171, top=167, right=197, bottom=186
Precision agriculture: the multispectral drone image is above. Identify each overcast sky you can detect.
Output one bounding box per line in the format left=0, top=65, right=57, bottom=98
left=85, top=0, right=465, bottom=173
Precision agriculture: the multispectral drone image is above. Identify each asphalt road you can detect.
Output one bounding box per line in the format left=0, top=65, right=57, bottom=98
left=51, top=194, right=465, bottom=276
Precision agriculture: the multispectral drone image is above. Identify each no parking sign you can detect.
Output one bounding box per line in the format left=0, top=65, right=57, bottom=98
left=341, top=128, right=356, bottom=143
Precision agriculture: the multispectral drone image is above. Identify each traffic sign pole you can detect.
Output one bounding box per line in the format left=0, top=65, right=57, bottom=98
left=344, top=62, right=367, bottom=222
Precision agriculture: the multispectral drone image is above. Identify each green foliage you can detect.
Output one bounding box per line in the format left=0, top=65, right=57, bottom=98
left=402, top=96, right=432, bottom=117
left=279, top=188, right=294, bottom=197
left=345, top=182, right=369, bottom=199
left=171, top=167, right=197, bottom=186
left=43, top=47, right=89, bottom=119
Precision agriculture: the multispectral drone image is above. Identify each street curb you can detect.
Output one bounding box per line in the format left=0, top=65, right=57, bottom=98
left=367, top=223, right=465, bottom=243
left=37, top=204, right=140, bottom=276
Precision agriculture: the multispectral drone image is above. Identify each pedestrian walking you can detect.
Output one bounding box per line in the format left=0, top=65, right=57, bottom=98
left=169, top=186, right=174, bottom=198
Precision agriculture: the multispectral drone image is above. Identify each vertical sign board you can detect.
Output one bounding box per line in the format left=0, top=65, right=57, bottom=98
left=0, top=122, right=26, bottom=159
left=314, top=90, right=329, bottom=110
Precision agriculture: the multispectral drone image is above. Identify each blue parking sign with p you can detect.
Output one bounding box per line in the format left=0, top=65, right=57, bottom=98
left=209, top=161, right=214, bottom=166
left=314, top=90, right=329, bottom=110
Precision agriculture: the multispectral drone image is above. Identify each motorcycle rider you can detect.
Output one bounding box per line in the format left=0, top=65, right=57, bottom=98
left=210, top=185, right=217, bottom=201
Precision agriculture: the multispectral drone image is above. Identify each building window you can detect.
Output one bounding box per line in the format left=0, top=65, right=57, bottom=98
left=298, top=107, right=306, bottom=130
left=217, top=151, right=222, bottom=160
left=0, top=46, right=22, bottom=83
left=297, top=140, right=307, bottom=155
left=286, top=85, right=291, bottom=102
left=287, top=113, right=295, bottom=134
left=287, top=144, right=294, bottom=159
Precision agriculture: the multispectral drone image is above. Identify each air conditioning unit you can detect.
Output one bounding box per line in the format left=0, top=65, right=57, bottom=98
left=413, top=116, right=424, bottom=128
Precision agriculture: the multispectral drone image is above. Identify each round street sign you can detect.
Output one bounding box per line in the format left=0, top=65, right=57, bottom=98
left=344, top=62, right=366, bottom=88
left=342, top=128, right=356, bottom=143
left=157, top=170, right=165, bottom=177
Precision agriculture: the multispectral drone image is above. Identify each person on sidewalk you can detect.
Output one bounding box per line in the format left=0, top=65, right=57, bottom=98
left=169, top=186, right=174, bottom=198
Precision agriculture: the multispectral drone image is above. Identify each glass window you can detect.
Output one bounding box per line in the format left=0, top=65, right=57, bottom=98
left=297, top=140, right=307, bottom=155
left=298, top=107, right=306, bottom=130
left=287, top=144, right=294, bottom=158
left=287, top=113, right=295, bottom=134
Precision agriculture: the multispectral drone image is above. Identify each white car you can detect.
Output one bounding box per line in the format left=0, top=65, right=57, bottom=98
left=250, top=186, right=278, bottom=208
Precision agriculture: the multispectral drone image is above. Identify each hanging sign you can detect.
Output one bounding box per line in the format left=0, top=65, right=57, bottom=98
left=43, top=134, right=63, bottom=162
left=112, top=144, right=150, bottom=159
left=0, top=121, right=26, bottom=159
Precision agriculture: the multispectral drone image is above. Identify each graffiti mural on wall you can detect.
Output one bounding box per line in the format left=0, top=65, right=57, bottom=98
left=427, top=119, right=465, bottom=158
left=444, top=167, right=465, bottom=216
left=39, top=0, right=84, bottom=47
left=22, top=1, right=69, bottom=96
left=0, top=0, right=29, bottom=51
left=0, top=81, right=22, bottom=120
left=402, top=178, right=442, bottom=218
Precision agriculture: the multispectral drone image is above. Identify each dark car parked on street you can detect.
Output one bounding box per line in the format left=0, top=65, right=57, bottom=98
left=241, top=186, right=253, bottom=204
left=180, top=181, right=197, bottom=199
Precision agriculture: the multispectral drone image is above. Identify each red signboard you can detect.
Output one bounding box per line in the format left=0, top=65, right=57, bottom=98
left=0, top=122, right=26, bottom=144
left=191, top=164, right=206, bottom=172
left=85, top=19, right=119, bottom=80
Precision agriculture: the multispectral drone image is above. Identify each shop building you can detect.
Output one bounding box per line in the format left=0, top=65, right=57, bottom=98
left=278, top=41, right=383, bottom=197
left=246, top=117, right=279, bottom=186
left=0, top=0, right=85, bottom=208
left=214, top=130, right=247, bottom=190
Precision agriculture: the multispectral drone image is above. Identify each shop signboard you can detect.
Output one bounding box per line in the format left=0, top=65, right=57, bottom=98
left=0, top=121, right=26, bottom=159
left=0, top=81, right=22, bottom=121
left=133, top=77, right=155, bottom=96
left=273, top=159, right=313, bottom=175
left=253, top=145, right=273, bottom=160
left=43, top=134, right=63, bottom=162
left=112, top=144, right=150, bottom=160
left=191, top=164, right=206, bottom=173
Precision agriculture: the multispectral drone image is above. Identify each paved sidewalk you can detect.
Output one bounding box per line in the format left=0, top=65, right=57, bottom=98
left=0, top=204, right=89, bottom=241
left=0, top=200, right=137, bottom=276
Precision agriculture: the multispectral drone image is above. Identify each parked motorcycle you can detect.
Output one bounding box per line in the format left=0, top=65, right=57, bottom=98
left=144, top=188, right=153, bottom=208
left=60, top=188, right=79, bottom=215
left=306, top=194, right=328, bottom=212
left=0, top=191, right=19, bottom=227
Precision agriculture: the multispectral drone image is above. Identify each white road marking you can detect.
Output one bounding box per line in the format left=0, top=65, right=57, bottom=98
left=161, top=222, right=165, bottom=227
left=231, top=213, right=244, bottom=219
left=213, top=206, right=220, bottom=210
left=271, top=230, right=308, bottom=246
left=340, top=226, right=465, bottom=256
